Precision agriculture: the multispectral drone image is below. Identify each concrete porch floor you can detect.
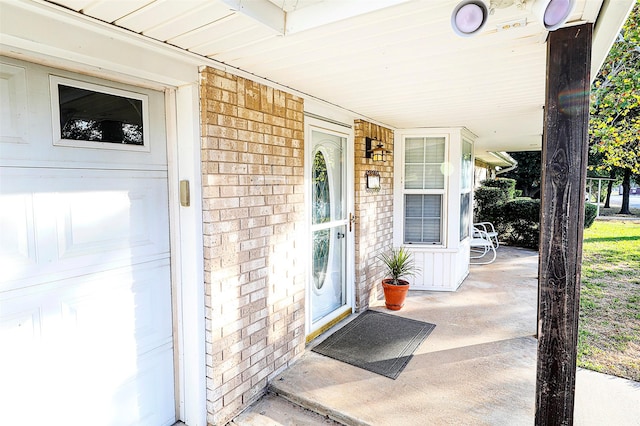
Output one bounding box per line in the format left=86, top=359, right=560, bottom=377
left=232, top=246, right=640, bottom=425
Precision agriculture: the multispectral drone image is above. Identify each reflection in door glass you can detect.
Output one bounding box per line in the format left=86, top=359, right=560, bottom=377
left=312, top=151, right=330, bottom=224
left=313, top=229, right=330, bottom=290
left=312, top=150, right=331, bottom=290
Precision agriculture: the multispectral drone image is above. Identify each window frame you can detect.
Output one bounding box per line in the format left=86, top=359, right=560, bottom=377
left=50, top=75, right=150, bottom=152
left=397, top=133, right=449, bottom=247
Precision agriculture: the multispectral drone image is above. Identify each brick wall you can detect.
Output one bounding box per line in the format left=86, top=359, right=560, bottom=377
left=200, top=67, right=306, bottom=425
left=353, top=120, right=395, bottom=311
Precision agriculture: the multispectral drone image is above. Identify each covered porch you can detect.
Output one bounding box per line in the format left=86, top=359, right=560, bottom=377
left=0, top=0, right=636, bottom=424
left=236, top=246, right=640, bottom=425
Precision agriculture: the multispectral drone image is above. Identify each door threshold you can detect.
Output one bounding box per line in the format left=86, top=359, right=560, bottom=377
left=306, top=307, right=352, bottom=344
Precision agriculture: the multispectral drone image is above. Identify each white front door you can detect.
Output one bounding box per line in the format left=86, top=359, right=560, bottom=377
left=0, top=58, right=175, bottom=426
left=307, top=121, right=353, bottom=335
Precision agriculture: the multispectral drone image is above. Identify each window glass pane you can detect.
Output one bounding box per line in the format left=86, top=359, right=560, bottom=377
left=58, top=84, right=144, bottom=145
left=405, top=138, right=425, bottom=163
left=404, top=219, right=423, bottom=242
left=404, top=164, right=424, bottom=189
left=422, top=219, right=441, bottom=241
left=460, top=193, right=470, bottom=240
left=424, top=138, right=445, bottom=162
left=405, top=195, right=423, bottom=216
left=461, top=140, right=472, bottom=190
left=423, top=165, right=444, bottom=189
left=422, top=195, right=441, bottom=216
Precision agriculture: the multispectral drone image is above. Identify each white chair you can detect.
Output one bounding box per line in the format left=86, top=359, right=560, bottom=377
left=473, top=222, right=499, bottom=248
left=470, top=227, right=497, bottom=264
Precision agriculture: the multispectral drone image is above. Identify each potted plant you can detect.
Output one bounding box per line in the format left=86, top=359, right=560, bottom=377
left=377, top=246, right=419, bottom=311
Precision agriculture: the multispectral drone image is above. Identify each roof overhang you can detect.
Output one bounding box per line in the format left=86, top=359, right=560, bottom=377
left=0, top=0, right=634, bottom=160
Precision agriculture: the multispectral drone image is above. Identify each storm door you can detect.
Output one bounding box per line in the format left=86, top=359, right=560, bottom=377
left=308, top=124, right=353, bottom=334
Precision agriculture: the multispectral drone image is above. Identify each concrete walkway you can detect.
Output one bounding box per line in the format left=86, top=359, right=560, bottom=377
left=232, top=246, right=640, bottom=425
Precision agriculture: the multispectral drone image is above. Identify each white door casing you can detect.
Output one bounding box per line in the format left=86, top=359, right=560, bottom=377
left=0, top=58, right=176, bottom=425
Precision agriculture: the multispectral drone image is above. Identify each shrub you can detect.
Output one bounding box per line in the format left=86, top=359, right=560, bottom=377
left=503, top=198, right=540, bottom=248
left=474, top=179, right=596, bottom=250
left=584, top=203, right=597, bottom=228
left=474, top=187, right=508, bottom=223
left=481, top=178, right=516, bottom=199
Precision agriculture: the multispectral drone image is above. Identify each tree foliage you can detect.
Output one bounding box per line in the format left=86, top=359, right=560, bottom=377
left=589, top=3, right=639, bottom=213
left=502, top=151, right=542, bottom=198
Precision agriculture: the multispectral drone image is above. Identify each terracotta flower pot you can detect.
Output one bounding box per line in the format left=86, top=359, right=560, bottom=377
left=382, top=278, right=410, bottom=311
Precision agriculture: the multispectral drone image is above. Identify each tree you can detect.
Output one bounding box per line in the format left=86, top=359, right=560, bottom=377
left=589, top=3, right=640, bottom=215
left=502, top=151, right=541, bottom=198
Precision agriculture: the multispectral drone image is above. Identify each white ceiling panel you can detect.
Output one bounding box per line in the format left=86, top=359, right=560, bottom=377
left=39, top=0, right=632, bottom=158
left=115, top=0, right=206, bottom=33
left=143, top=3, right=235, bottom=41
left=81, top=0, right=156, bottom=23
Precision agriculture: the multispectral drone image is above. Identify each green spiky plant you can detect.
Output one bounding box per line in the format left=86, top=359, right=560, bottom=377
left=377, top=246, right=419, bottom=285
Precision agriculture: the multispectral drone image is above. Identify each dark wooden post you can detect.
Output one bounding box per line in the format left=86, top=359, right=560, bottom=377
left=536, top=23, right=592, bottom=426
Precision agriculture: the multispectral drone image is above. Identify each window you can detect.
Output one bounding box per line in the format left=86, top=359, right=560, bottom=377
left=50, top=76, right=149, bottom=151
left=402, top=137, right=446, bottom=244
left=460, top=139, right=473, bottom=240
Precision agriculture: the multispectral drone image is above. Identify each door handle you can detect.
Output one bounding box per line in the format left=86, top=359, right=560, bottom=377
left=337, top=232, right=345, bottom=239
left=349, top=213, right=356, bottom=232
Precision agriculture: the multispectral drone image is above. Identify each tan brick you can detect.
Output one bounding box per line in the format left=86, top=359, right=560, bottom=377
left=200, top=66, right=308, bottom=425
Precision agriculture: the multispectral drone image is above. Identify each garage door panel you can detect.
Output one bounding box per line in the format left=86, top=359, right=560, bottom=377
left=1, top=58, right=168, bottom=170
left=0, top=260, right=174, bottom=425
left=0, top=192, right=37, bottom=268
left=59, top=261, right=174, bottom=355
left=1, top=167, right=170, bottom=291
left=0, top=62, right=29, bottom=145
left=109, top=344, right=177, bottom=426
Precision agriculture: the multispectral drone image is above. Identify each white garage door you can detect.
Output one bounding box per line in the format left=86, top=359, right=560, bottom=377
left=0, top=58, right=176, bottom=426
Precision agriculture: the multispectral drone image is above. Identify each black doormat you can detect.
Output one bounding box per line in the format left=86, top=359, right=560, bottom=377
left=311, top=310, right=436, bottom=379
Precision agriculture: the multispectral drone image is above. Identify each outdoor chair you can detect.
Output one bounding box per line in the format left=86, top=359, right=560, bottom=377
left=470, top=227, right=497, bottom=265
left=473, top=222, right=499, bottom=248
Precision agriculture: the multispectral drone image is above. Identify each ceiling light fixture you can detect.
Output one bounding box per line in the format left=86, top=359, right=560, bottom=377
left=532, top=0, right=576, bottom=31
left=451, top=1, right=489, bottom=37
left=451, top=0, right=576, bottom=36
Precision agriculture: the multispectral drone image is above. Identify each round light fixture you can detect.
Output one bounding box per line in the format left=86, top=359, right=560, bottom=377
left=451, top=1, right=489, bottom=37
left=533, top=0, right=576, bottom=31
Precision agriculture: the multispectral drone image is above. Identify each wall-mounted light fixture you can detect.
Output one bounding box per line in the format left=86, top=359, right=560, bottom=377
left=451, top=0, right=575, bottom=36
left=365, top=137, right=390, bottom=162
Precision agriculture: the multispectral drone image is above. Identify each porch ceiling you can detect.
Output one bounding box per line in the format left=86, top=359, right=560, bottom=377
left=42, top=0, right=633, bottom=157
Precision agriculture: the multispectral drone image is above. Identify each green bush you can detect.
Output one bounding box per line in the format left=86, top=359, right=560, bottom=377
left=503, top=198, right=540, bottom=248
left=584, top=203, right=597, bottom=228
left=474, top=184, right=511, bottom=234
left=481, top=178, right=516, bottom=199
left=475, top=179, right=597, bottom=250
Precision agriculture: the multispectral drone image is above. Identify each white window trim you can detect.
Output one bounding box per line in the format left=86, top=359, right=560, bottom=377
left=393, top=131, right=450, bottom=248
left=50, top=75, right=150, bottom=152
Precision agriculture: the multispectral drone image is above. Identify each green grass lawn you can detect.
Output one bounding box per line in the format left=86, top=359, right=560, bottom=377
left=579, top=220, right=640, bottom=381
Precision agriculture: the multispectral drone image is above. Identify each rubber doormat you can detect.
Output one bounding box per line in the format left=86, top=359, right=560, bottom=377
left=312, top=310, right=436, bottom=379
